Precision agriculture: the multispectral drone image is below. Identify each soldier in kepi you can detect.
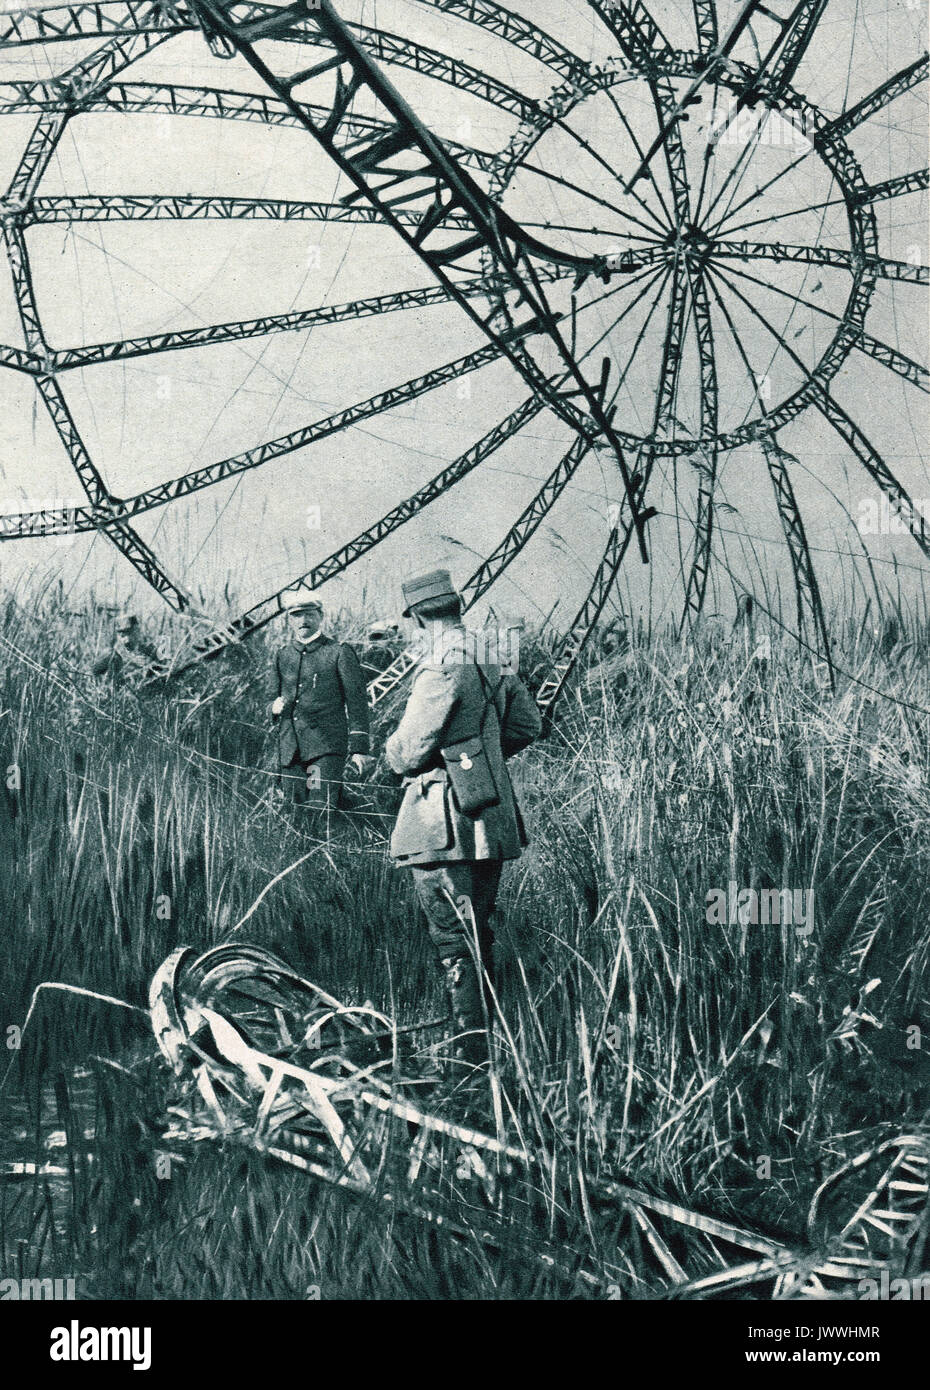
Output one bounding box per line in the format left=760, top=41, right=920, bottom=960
left=384, top=569, right=542, bottom=1065
left=268, top=590, right=373, bottom=812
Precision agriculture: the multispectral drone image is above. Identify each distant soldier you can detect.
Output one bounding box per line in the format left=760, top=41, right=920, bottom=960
left=91, top=614, right=157, bottom=687
left=359, top=619, right=402, bottom=679
left=384, top=569, right=542, bottom=1064
left=268, top=590, right=373, bottom=811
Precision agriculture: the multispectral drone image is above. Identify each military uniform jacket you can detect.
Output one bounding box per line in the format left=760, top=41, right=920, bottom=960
left=269, top=635, right=370, bottom=764
left=384, top=627, right=542, bottom=865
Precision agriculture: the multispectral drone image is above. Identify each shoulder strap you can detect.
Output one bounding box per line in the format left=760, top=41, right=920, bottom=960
left=475, top=666, right=505, bottom=735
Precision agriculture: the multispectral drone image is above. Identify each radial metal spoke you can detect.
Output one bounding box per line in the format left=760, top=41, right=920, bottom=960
left=604, top=89, right=673, bottom=232
left=520, top=154, right=670, bottom=242
left=709, top=262, right=930, bottom=561
left=0, top=338, right=519, bottom=538
left=162, top=261, right=671, bottom=684
left=713, top=241, right=929, bottom=284
left=624, top=1, right=767, bottom=194
left=816, top=54, right=929, bottom=147
left=160, top=392, right=550, bottom=675
left=678, top=268, right=718, bottom=630
left=27, top=193, right=473, bottom=228
left=716, top=195, right=849, bottom=240
left=858, top=169, right=929, bottom=204
left=762, top=435, right=833, bottom=681
left=714, top=260, right=929, bottom=391
left=704, top=141, right=822, bottom=238
left=178, top=0, right=655, bottom=561
left=0, top=83, right=499, bottom=175
left=42, top=276, right=561, bottom=370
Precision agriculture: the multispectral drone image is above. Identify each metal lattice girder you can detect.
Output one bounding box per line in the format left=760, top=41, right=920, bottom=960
left=816, top=54, right=929, bottom=147
left=654, top=257, right=692, bottom=441
left=645, top=81, right=719, bottom=631
left=859, top=169, right=930, bottom=204
left=0, top=0, right=587, bottom=83
left=369, top=430, right=596, bottom=707
left=679, top=269, right=719, bottom=629
left=692, top=1, right=717, bottom=54
left=764, top=0, right=829, bottom=97
left=535, top=521, right=639, bottom=716
left=179, top=0, right=654, bottom=563
left=5, top=113, right=68, bottom=206
left=45, top=27, right=174, bottom=104
left=849, top=330, right=929, bottom=391
left=815, top=391, right=930, bottom=563
left=716, top=241, right=930, bottom=285
left=0, top=25, right=202, bottom=610
left=716, top=258, right=929, bottom=392
left=156, top=393, right=549, bottom=678
left=1, top=220, right=44, bottom=351
left=417, top=0, right=582, bottom=79
left=0, top=81, right=499, bottom=175
left=160, top=255, right=671, bottom=690
left=709, top=261, right=930, bottom=566
left=0, top=1, right=550, bottom=122
left=35, top=276, right=529, bottom=372
left=726, top=0, right=826, bottom=111
left=26, top=193, right=475, bottom=226
left=0, top=343, right=42, bottom=372
left=587, top=1, right=666, bottom=66
left=761, top=437, right=832, bottom=673
left=625, top=2, right=767, bottom=191
left=459, top=434, right=592, bottom=606
left=0, top=336, right=524, bottom=538
left=33, top=373, right=192, bottom=607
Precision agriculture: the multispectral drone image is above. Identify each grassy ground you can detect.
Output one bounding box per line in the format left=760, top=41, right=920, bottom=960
left=0, top=591, right=928, bottom=1298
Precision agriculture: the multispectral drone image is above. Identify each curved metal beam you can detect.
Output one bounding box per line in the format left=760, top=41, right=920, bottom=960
left=0, top=336, right=520, bottom=537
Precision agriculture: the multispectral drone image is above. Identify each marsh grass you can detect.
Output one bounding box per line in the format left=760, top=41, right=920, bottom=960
left=1, top=593, right=928, bottom=1297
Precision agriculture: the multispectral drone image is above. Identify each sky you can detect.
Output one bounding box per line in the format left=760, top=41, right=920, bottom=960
left=0, top=0, right=927, bottom=641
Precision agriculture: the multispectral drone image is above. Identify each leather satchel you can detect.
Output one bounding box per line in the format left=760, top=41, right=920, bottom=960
left=440, top=670, right=503, bottom=815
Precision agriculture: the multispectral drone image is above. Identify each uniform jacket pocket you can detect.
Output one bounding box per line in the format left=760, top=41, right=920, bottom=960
left=390, top=773, right=453, bottom=859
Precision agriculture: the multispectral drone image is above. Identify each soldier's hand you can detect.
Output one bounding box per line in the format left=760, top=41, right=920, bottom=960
left=349, top=753, right=375, bottom=778
left=271, top=696, right=286, bottom=717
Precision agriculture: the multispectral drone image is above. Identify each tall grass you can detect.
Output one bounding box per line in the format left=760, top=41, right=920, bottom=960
left=1, top=593, right=928, bottom=1297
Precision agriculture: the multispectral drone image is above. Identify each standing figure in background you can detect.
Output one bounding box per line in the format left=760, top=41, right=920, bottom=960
left=91, top=613, right=157, bottom=687
left=268, top=591, right=373, bottom=812
left=384, top=568, right=541, bottom=1065
left=359, top=619, right=402, bottom=679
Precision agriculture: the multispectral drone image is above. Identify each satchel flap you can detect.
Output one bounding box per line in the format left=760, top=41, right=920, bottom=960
left=440, top=735, right=484, bottom=770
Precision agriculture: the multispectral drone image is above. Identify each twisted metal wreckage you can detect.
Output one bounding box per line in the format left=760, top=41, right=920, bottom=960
left=2, top=0, right=929, bottom=1293
left=146, top=943, right=930, bottom=1299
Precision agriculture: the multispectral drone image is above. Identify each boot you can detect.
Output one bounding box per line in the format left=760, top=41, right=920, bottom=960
left=440, top=955, right=487, bottom=1065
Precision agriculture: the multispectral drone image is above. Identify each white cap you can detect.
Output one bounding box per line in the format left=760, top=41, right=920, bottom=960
left=281, top=589, right=323, bottom=614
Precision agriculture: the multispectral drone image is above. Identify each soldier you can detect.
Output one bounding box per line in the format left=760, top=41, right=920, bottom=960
left=268, top=591, right=373, bottom=812
left=91, top=613, right=157, bottom=686
left=384, top=569, right=542, bottom=1064
left=359, top=619, right=402, bottom=679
